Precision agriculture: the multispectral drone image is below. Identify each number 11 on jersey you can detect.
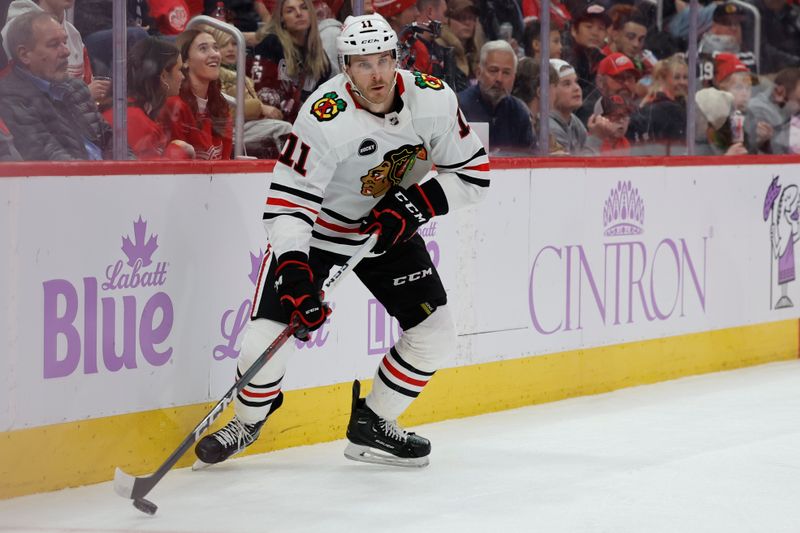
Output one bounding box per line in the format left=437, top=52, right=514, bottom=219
left=278, top=133, right=311, bottom=176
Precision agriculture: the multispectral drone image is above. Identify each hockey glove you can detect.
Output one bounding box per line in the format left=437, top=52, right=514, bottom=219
left=360, top=183, right=446, bottom=254
left=274, top=252, right=330, bottom=340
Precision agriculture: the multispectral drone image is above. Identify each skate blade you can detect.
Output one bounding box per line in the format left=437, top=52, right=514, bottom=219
left=192, top=459, right=213, bottom=471
left=344, top=443, right=429, bottom=468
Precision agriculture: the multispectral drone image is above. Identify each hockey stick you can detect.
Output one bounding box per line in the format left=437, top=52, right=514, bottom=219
left=113, top=234, right=377, bottom=515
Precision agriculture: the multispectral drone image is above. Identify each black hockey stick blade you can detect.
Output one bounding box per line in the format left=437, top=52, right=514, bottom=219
left=113, top=322, right=297, bottom=512
left=112, top=234, right=377, bottom=513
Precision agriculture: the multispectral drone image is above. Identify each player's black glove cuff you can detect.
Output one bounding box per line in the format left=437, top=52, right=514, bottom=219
left=274, top=252, right=329, bottom=340
left=360, top=181, right=448, bottom=254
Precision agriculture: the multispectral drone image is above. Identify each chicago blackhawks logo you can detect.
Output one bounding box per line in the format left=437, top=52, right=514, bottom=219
left=413, top=72, right=444, bottom=91
left=360, top=144, right=428, bottom=198
left=310, top=91, right=347, bottom=122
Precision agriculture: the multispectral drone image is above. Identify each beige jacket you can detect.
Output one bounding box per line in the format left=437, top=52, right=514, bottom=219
left=219, top=66, right=263, bottom=121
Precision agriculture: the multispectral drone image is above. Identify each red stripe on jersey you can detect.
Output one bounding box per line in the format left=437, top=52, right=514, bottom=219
left=250, top=245, right=271, bottom=319
left=463, top=163, right=491, bottom=171
left=412, top=184, right=436, bottom=217
left=241, top=388, right=280, bottom=399
left=395, top=72, right=405, bottom=96
left=266, top=197, right=319, bottom=215
left=315, top=216, right=361, bottom=233
left=383, top=357, right=428, bottom=387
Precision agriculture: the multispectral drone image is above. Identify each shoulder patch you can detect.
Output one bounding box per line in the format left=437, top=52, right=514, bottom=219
left=413, top=72, right=444, bottom=91
left=310, top=92, right=347, bottom=122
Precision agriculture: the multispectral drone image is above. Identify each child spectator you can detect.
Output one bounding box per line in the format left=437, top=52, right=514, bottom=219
left=103, top=37, right=194, bottom=160
left=522, top=18, right=563, bottom=61
left=548, top=58, right=589, bottom=154
left=250, top=0, right=331, bottom=124
left=161, top=28, right=233, bottom=160
left=587, top=94, right=632, bottom=155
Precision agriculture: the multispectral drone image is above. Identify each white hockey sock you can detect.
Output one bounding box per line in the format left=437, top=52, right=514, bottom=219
left=234, top=318, right=294, bottom=424
left=365, top=306, right=456, bottom=420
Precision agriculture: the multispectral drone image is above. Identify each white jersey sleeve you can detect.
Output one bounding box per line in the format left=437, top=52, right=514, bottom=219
left=408, top=72, right=490, bottom=215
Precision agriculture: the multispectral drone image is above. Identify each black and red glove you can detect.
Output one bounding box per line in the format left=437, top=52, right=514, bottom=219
left=360, top=182, right=448, bottom=254
left=274, top=252, right=330, bottom=340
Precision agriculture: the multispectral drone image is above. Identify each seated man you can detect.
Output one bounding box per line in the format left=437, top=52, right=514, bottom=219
left=0, top=11, right=111, bottom=160
left=458, top=40, right=535, bottom=153
left=576, top=52, right=638, bottom=125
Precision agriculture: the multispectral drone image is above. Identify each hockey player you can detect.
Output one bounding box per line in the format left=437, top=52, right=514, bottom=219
left=195, top=13, right=490, bottom=468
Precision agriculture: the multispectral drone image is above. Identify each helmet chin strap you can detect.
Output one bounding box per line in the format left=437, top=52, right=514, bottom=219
left=344, top=68, right=398, bottom=108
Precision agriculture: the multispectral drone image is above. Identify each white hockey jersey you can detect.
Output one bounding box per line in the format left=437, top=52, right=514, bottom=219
left=263, top=69, right=491, bottom=258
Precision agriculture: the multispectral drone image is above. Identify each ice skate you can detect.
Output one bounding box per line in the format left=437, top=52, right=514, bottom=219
left=344, top=380, right=430, bottom=468
left=193, top=392, right=283, bottom=469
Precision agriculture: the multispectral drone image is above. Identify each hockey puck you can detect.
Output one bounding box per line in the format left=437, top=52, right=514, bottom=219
left=133, top=497, right=158, bottom=515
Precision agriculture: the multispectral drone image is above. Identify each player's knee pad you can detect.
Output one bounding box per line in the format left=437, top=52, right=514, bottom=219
left=393, top=304, right=456, bottom=372
left=238, top=318, right=293, bottom=383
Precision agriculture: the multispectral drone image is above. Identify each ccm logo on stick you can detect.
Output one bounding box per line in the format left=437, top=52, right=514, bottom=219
left=393, top=268, right=433, bottom=286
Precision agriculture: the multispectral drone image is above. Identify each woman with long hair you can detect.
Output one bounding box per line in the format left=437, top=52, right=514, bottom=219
left=635, top=53, right=689, bottom=154
left=102, top=36, right=193, bottom=159
left=250, top=0, right=331, bottom=124
left=160, top=28, right=233, bottom=160
left=444, top=0, right=485, bottom=91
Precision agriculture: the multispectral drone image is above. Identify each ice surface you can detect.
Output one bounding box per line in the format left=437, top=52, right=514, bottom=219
left=2, top=360, right=799, bottom=533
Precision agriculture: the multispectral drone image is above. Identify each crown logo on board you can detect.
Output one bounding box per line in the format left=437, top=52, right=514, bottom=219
left=603, top=181, right=644, bottom=236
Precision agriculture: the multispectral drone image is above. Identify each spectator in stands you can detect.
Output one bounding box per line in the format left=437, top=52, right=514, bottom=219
left=714, top=53, right=772, bottom=152
left=635, top=53, right=688, bottom=153
left=71, top=0, right=150, bottom=77
left=444, top=0, right=484, bottom=92
left=564, top=2, right=609, bottom=98
left=458, top=40, right=534, bottom=153
left=746, top=67, right=800, bottom=154
left=603, top=4, right=655, bottom=91
left=250, top=0, right=331, bottom=124
left=102, top=37, right=194, bottom=160
left=374, top=0, right=430, bottom=73
left=701, top=2, right=755, bottom=76
left=0, top=12, right=111, bottom=160
left=587, top=94, right=632, bottom=155
left=577, top=52, right=638, bottom=126
left=474, top=0, right=524, bottom=43
left=694, top=87, right=748, bottom=155
left=414, top=0, right=449, bottom=79
left=512, top=58, right=559, bottom=152
left=548, top=58, right=590, bottom=154
left=751, top=0, right=800, bottom=75
left=161, top=28, right=232, bottom=160
left=315, top=0, right=342, bottom=75
left=522, top=18, right=563, bottom=61
left=0, top=117, right=22, bottom=161
left=1, top=0, right=110, bottom=100
left=206, top=26, right=292, bottom=158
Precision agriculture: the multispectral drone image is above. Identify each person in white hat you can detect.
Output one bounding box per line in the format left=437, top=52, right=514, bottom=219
left=694, top=87, right=749, bottom=155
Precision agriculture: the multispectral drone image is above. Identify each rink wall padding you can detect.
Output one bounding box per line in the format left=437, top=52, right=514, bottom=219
left=3, top=155, right=800, bottom=499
